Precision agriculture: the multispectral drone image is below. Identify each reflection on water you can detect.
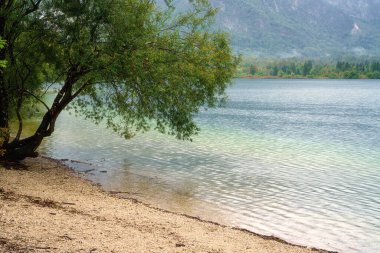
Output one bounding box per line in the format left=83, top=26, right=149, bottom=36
left=38, top=79, right=380, bottom=253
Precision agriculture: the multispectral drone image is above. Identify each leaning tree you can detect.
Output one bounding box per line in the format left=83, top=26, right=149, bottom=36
left=0, top=0, right=237, bottom=161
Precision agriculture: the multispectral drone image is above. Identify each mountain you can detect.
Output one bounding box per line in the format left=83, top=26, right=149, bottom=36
left=208, top=0, right=380, bottom=57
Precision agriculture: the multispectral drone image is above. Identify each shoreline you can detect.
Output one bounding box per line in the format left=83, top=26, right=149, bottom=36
left=1, top=157, right=334, bottom=253
left=236, top=75, right=378, bottom=80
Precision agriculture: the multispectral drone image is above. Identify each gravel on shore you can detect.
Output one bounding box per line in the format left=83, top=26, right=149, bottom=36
left=0, top=157, right=327, bottom=253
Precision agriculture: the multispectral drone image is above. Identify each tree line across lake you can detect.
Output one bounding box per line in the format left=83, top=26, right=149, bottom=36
left=238, top=58, right=380, bottom=79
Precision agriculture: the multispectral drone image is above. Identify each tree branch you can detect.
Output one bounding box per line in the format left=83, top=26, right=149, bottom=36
left=14, top=95, right=23, bottom=141
left=23, top=89, right=50, bottom=111
left=71, top=80, right=92, bottom=99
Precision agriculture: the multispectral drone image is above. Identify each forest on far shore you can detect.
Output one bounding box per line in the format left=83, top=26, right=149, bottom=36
left=238, top=57, right=380, bottom=79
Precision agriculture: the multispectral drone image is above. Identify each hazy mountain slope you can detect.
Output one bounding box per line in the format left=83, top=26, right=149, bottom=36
left=209, top=0, right=380, bottom=56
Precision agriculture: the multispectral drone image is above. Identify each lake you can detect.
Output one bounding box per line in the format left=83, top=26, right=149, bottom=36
left=39, top=79, right=380, bottom=253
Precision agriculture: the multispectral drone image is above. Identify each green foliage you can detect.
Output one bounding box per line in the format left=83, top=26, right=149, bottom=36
left=249, top=64, right=257, bottom=75
left=302, top=61, right=313, bottom=76
left=2, top=0, right=237, bottom=142
left=0, top=37, right=5, bottom=68
left=238, top=57, right=380, bottom=79
left=367, top=71, right=380, bottom=79
left=343, top=70, right=360, bottom=79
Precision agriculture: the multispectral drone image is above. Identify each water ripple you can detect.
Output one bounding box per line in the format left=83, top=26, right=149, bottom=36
left=40, top=79, right=380, bottom=253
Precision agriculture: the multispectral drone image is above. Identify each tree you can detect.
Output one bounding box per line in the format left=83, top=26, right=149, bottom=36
left=0, top=0, right=238, bottom=160
left=302, top=60, right=313, bottom=76
left=270, top=65, right=279, bottom=76
left=367, top=70, right=380, bottom=79
left=249, top=64, right=257, bottom=76
left=343, top=70, right=359, bottom=79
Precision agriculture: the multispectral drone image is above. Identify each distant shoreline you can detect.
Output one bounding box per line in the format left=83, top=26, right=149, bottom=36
left=236, top=75, right=378, bottom=80
left=0, top=157, right=334, bottom=253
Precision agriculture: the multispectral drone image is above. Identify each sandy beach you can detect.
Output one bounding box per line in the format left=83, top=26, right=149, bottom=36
left=0, top=157, right=329, bottom=253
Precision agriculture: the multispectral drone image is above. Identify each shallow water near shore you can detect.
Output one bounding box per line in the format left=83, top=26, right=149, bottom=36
left=38, top=79, right=380, bottom=252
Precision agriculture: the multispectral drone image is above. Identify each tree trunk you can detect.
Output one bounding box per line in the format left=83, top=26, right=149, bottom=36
left=0, top=13, right=10, bottom=147
left=1, top=70, right=83, bottom=161
left=4, top=135, right=43, bottom=160
left=2, top=111, right=53, bottom=160
left=0, top=81, right=9, bottom=131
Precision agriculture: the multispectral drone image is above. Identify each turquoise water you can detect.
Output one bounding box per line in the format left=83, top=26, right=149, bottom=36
left=40, top=79, right=380, bottom=252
